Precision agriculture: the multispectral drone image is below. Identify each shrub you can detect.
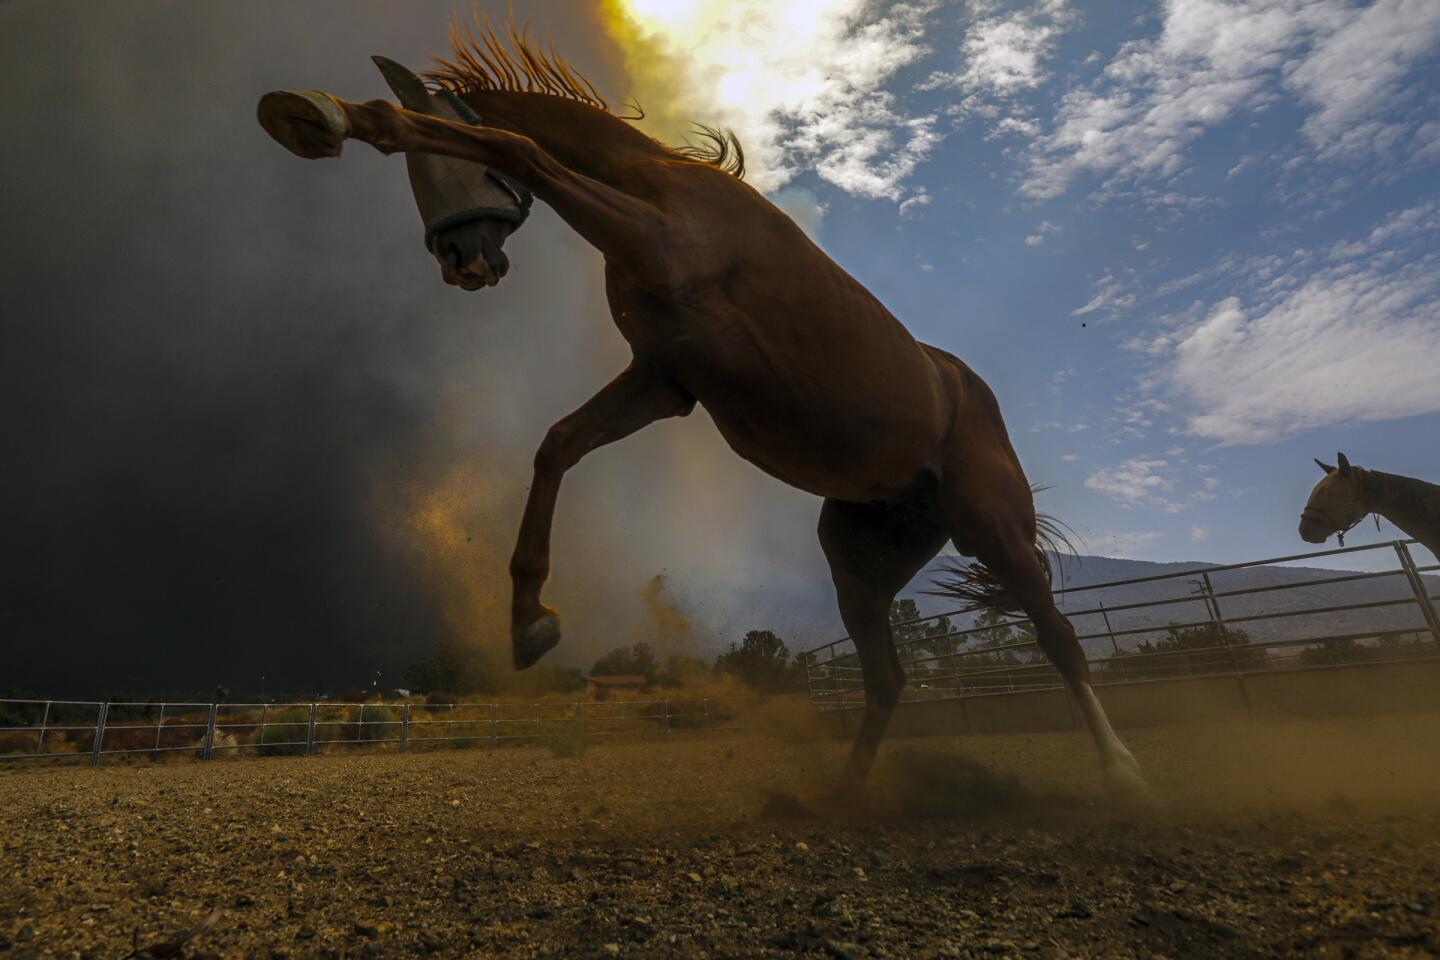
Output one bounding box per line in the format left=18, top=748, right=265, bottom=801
left=540, top=721, right=588, bottom=759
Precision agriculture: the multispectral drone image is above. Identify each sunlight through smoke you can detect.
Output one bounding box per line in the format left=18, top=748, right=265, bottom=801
left=602, top=0, right=939, bottom=199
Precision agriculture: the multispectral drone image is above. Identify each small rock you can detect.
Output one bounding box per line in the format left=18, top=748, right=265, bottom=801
left=795, top=842, right=810, bottom=852
left=1057, top=899, right=1093, bottom=919
left=825, top=940, right=863, bottom=959
left=602, top=944, right=620, bottom=956
left=235, top=893, right=256, bottom=908
left=353, top=921, right=379, bottom=939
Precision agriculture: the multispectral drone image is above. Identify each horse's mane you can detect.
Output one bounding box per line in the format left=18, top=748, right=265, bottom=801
left=425, top=14, right=746, bottom=180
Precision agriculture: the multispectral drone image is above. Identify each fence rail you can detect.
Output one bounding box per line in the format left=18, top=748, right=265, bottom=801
left=803, top=539, right=1440, bottom=707
left=0, top=697, right=719, bottom=766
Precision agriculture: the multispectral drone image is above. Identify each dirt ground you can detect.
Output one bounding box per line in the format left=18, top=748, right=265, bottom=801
left=3, top=713, right=1440, bottom=959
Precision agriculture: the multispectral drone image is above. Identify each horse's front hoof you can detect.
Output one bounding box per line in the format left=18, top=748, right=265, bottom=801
left=1104, top=761, right=1156, bottom=809
left=512, top=612, right=561, bottom=670
left=257, top=90, right=349, bottom=159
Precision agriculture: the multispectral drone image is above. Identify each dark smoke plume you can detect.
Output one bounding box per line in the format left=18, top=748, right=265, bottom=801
left=0, top=1, right=833, bottom=699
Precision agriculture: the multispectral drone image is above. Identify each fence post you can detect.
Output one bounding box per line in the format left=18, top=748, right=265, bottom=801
left=202, top=703, right=217, bottom=761
left=153, top=703, right=166, bottom=754
left=400, top=704, right=410, bottom=752
left=36, top=700, right=50, bottom=755
left=90, top=702, right=109, bottom=767
left=575, top=701, right=584, bottom=735
left=533, top=703, right=541, bottom=740
left=489, top=703, right=497, bottom=748
left=1201, top=571, right=1252, bottom=714
left=662, top=699, right=670, bottom=734
left=1396, top=541, right=1440, bottom=652
left=305, top=703, right=317, bottom=757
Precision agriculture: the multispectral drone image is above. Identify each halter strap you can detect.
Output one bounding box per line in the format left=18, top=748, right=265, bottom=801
left=1301, top=468, right=1372, bottom=546
left=422, top=90, right=534, bottom=253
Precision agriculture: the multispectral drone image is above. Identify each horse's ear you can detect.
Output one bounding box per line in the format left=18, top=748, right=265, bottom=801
left=1336, top=452, right=1352, bottom=477
left=1315, top=458, right=1335, bottom=474
left=372, top=56, right=430, bottom=111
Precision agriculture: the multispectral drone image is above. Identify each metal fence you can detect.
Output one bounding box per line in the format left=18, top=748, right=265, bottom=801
left=0, top=697, right=719, bottom=766
left=803, top=539, right=1440, bottom=707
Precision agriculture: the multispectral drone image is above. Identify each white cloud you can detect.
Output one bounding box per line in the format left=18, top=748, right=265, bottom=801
left=899, top=191, right=933, bottom=216
left=924, top=0, right=1075, bottom=98
left=1072, top=273, right=1134, bottom=317
left=1017, top=0, right=1440, bottom=199
left=1025, top=220, right=1062, bottom=246
left=1286, top=0, right=1440, bottom=162
left=1190, top=525, right=1209, bottom=542
left=1145, top=203, right=1440, bottom=444
left=1084, top=457, right=1173, bottom=506
left=612, top=1, right=942, bottom=198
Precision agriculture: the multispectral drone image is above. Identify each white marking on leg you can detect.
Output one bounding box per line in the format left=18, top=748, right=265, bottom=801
left=1076, top=683, right=1150, bottom=799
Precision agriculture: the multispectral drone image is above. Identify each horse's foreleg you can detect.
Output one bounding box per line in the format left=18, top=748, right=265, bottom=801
left=258, top=91, right=680, bottom=288
left=510, top=363, right=694, bottom=670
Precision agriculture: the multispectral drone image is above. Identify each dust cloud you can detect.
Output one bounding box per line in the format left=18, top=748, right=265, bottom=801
left=0, top=0, right=829, bottom=698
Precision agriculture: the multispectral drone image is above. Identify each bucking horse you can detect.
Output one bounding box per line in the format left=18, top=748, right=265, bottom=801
left=256, top=20, right=1149, bottom=802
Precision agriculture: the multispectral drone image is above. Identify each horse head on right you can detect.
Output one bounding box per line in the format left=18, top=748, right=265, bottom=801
left=1300, top=452, right=1366, bottom=544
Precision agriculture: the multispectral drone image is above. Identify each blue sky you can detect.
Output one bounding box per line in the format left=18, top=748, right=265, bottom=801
left=6, top=0, right=1437, bottom=682
left=633, top=0, right=1440, bottom=566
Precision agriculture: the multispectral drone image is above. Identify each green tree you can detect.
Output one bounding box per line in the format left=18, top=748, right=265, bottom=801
left=405, top=643, right=491, bottom=694
left=590, top=642, right=660, bottom=684
left=657, top=653, right=711, bottom=687
left=1102, top=623, right=1266, bottom=679
left=714, top=629, right=802, bottom=692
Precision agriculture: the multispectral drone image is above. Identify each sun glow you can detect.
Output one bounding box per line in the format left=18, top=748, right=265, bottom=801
left=600, top=0, right=933, bottom=197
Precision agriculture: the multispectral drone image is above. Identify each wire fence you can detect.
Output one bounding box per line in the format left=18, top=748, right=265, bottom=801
left=0, top=697, right=724, bottom=766
left=803, top=539, right=1440, bottom=707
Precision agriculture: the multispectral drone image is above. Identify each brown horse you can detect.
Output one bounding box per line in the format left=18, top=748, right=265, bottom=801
left=256, top=24, right=1148, bottom=801
left=1301, top=453, right=1440, bottom=559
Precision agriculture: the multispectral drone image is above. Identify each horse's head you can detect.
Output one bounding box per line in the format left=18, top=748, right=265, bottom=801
left=1300, top=452, right=1367, bottom=544
left=373, top=56, right=532, bottom=290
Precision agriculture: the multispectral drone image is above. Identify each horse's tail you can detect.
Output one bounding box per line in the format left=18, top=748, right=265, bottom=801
left=924, top=491, right=1079, bottom=616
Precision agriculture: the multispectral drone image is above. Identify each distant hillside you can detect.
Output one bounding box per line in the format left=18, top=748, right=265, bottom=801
left=690, top=549, right=1438, bottom=659
left=899, top=552, right=1440, bottom=658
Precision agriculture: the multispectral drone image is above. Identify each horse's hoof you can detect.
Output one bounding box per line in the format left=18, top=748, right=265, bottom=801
left=513, top=612, right=561, bottom=670
left=257, top=90, right=349, bottom=159
left=1105, top=764, right=1157, bottom=809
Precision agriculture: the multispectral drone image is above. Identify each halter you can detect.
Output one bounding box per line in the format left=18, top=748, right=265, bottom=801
left=1301, top=467, right=1378, bottom=546
left=421, top=90, right=534, bottom=254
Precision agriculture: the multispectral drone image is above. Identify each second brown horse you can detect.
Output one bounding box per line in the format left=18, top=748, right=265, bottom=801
left=256, top=25, right=1149, bottom=802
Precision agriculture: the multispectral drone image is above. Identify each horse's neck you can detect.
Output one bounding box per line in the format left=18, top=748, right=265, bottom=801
left=1364, top=470, right=1440, bottom=555
left=468, top=92, right=668, bottom=189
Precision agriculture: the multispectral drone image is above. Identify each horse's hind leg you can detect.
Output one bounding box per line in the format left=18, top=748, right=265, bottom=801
left=817, top=498, right=948, bottom=794
left=940, top=474, right=1151, bottom=802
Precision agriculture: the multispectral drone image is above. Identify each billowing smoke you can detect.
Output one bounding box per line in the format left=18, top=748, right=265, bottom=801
left=0, top=1, right=837, bottom=699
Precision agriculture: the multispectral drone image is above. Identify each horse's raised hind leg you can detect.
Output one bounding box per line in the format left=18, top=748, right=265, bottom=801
left=510, top=363, right=694, bottom=669
left=817, top=498, right=948, bottom=797
left=944, top=489, right=1152, bottom=804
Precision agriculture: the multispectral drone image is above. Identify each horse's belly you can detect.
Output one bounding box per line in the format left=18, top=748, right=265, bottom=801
left=698, top=384, right=942, bottom=503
